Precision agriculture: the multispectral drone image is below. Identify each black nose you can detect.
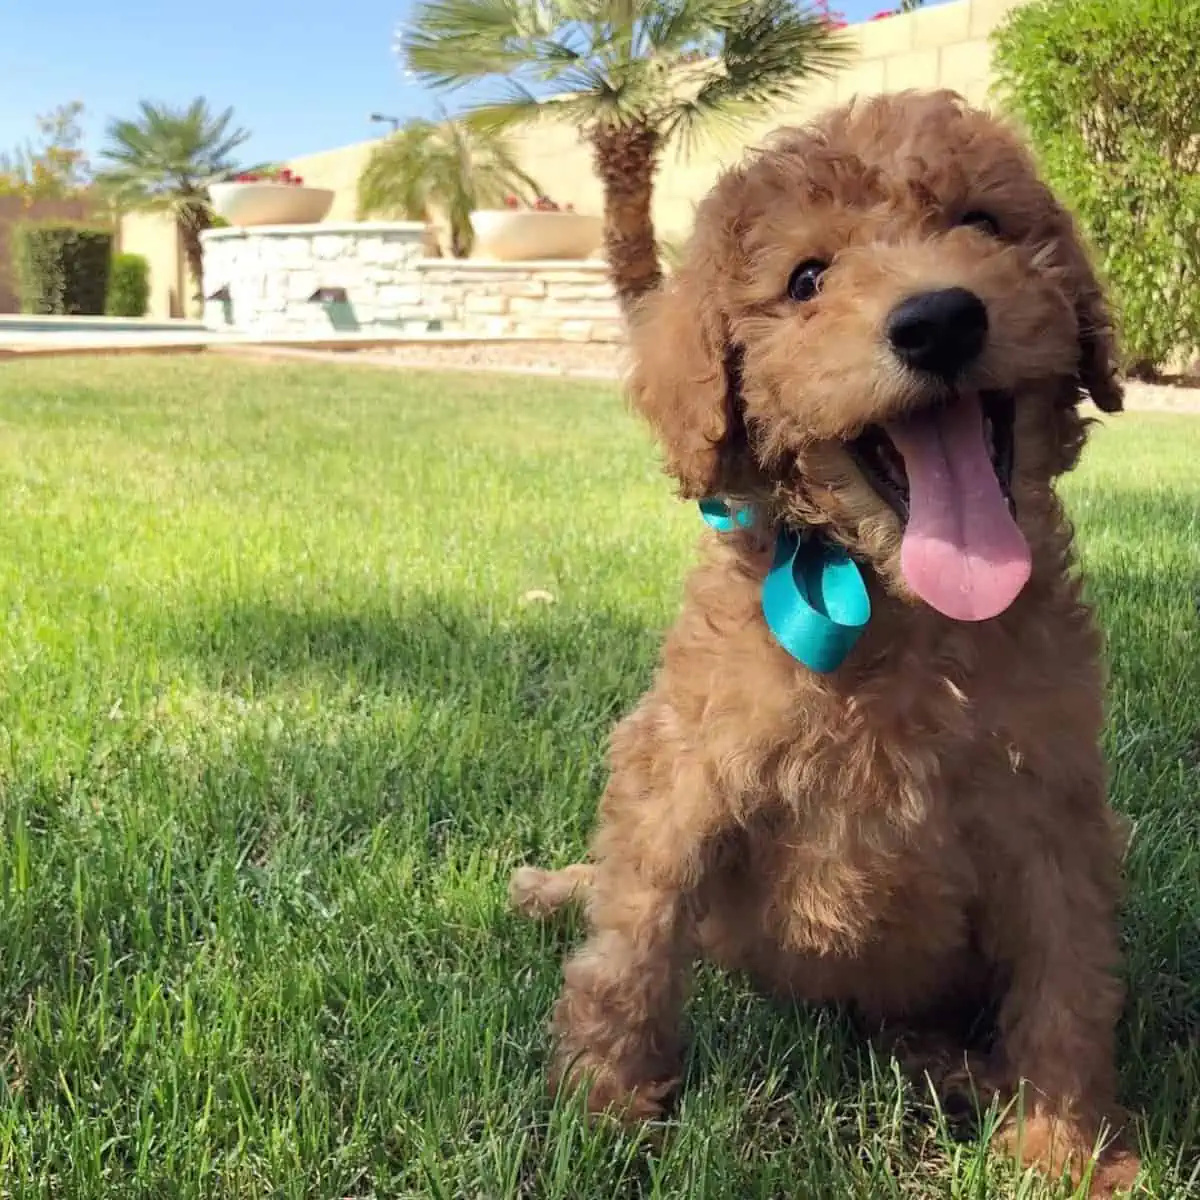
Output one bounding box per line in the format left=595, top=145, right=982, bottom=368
left=886, top=287, right=989, bottom=379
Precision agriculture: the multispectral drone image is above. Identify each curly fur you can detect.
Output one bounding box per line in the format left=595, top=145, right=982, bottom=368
left=511, top=91, right=1139, bottom=1196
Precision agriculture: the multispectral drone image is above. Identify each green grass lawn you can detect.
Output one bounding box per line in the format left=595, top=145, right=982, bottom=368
left=0, top=355, right=1196, bottom=1198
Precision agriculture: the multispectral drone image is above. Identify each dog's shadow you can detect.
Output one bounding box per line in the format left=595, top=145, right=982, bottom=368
left=154, top=591, right=664, bottom=852
left=677, top=973, right=998, bottom=1144
left=157, top=549, right=1197, bottom=1176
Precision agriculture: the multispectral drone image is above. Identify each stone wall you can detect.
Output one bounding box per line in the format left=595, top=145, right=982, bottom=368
left=201, top=223, right=623, bottom=343
left=200, top=222, right=428, bottom=335
left=416, top=260, right=621, bottom=343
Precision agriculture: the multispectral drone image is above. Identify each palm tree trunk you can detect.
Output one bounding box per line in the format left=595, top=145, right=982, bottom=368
left=179, top=198, right=211, bottom=315
left=180, top=225, right=204, bottom=311
left=590, top=123, right=662, bottom=316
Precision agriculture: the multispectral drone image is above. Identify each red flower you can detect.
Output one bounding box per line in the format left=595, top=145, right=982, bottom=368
left=507, top=193, right=569, bottom=211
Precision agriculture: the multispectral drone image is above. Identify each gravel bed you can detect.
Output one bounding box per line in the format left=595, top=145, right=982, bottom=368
left=230, top=340, right=1200, bottom=411
left=376, top=339, right=625, bottom=378
left=1120, top=379, right=1200, bottom=413
left=369, top=344, right=1200, bottom=410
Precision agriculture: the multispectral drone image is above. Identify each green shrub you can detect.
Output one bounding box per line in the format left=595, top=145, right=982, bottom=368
left=992, top=0, right=1200, bottom=377
left=12, top=222, right=114, bottom=316
left=106, top=252, right=150, bottom=317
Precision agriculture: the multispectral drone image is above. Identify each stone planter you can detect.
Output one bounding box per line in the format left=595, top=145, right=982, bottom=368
left=209, top=181, right=335, bottom=228
left=469, top=209, right=602, bottom=261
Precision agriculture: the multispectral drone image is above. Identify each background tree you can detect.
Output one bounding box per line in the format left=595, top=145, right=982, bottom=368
left=356, top=116, right=541, bottom=256
left=0, top=101, right=90, bottom=202
left=400, top=0, right=851, bottom=312
left=93, top=99, right=250, bottom=307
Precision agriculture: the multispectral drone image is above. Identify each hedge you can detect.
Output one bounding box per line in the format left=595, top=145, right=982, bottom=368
left=12, top=222, right=114, bottom=316
left=106, top=253, right=151, bottom=318
left=992, top=0, right=1200, bottom=377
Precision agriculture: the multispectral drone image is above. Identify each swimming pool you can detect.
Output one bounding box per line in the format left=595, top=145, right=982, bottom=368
left=0, top=315, right=205, bottom=335
left=0, top=314, right=214, bottom=350
left=5, top=321, right=187, bottom=334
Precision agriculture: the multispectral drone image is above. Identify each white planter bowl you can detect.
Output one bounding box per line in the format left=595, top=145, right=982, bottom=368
left=209, top=182, right=335, bottom=227
left=469, top=210, right=603, bottom=261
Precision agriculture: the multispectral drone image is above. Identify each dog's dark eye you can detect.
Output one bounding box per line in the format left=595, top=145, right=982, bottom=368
left=787, top=260, right=828, bottom=302
left=959, top=210, right=1001, bottom=237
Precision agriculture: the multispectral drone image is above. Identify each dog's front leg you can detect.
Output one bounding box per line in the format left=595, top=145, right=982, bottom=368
left=549, top=851, right=696, bottom=1122
left=547, top=727, right=722, bottom=1123
left=979, top=788, right=1140, bottom=1196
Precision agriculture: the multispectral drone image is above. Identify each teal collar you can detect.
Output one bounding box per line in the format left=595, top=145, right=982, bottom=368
left=699, top=499, right=871, bottom=673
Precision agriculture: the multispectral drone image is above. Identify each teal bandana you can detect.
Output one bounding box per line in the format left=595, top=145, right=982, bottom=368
left=699, top=500, right=871, bottom=673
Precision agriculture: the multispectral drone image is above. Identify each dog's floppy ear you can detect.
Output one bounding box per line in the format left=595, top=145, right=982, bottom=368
left=1058, top=215, right=1123, bottom=413
left=1076, top=284, right=1123, bottom=413
left=626, top=260, right=749, bottom=500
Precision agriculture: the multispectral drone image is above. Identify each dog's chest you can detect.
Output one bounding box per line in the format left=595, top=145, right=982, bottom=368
left=743, top=690, right=985, bottom=961
left=753, top=794, right=975, bottom=960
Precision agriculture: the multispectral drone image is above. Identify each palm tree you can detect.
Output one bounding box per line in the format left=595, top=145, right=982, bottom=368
left=94, top=99, right=250, bottom=307
left=356, top=116, right=541, bottom=256
left=400, top=0, right=852, bottom=312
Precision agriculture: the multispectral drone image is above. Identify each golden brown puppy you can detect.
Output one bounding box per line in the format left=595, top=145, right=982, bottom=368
left=511, top=90, right=1139, bottom=1196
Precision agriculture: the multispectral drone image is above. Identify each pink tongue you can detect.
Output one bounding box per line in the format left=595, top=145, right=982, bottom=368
left=887, top=394, right=1031, bottom=622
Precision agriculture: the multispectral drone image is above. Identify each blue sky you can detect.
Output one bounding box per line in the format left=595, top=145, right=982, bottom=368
left=0, top=0, right=943, bottom=167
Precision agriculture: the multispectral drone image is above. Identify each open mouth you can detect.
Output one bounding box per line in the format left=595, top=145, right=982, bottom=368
left=843, top=390, right=1030, bottom=622
left=847, top=390, right=1015, bottom=524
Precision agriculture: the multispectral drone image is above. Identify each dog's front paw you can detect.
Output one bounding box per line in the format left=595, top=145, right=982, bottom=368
left=550, top=1041, right=679, bottom=1123
left=997, top=1113, right=1140, bottom=1197
left=1088, top=1150, right=1143, bottom=1199
left=548, top=966, right=683, bottom=1124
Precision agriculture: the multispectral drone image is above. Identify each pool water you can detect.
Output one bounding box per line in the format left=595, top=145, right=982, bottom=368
left=0, top=314, right=217, bottom=348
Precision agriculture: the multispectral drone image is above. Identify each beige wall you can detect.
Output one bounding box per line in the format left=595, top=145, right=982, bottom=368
left=504, top=0, right=1023, bottom=247
left=117, top=211, right=187, bottom=318
left=286, top=139, right=380, bottom=222
left=124, top=0, right=1025, bottom=318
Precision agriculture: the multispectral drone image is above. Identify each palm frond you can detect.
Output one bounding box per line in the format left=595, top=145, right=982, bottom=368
left=357, top=122, right=439, bottom=219
left=461, top=47, right=679, bottom=135
left=662, top=1, right=853, bottom=154
left=355, top=116, right=543, bottom=252
left=95, top=98, right=250, bottom=200
left=405, top=0, right=851, bottom=152
left=400, top=0, right=585, bottom=89
left=720, top=1, right=853, bottom=82
left=458, top=85, right=559, bottom=136
left=636, top=0, right=740, bottom=54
